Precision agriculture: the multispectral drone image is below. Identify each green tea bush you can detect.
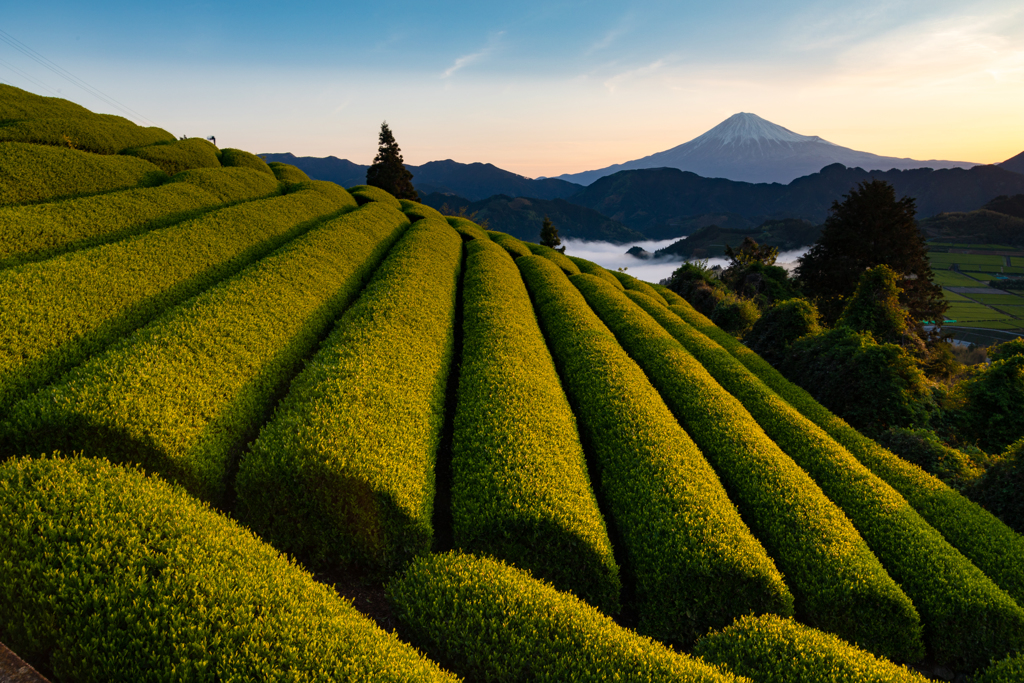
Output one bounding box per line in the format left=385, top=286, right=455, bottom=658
left=0, top=166, right=281, bottom=269
left=123, top=137, right=222, bottom=175
left=693, top=614, right=928, bottom=683
left=487, top=230, right=533, bottom=259
left=0, top=116, right=175, bottom=154
left=611, top=269, right=669, bottom=305
left=349, top=184, right=403, bottom=209
left=268, top=161, right=310, bottom=184
left=219, top=147, right=274, bottom=175
left=235, top=217, right=462, bottom=577
left=526, top=242, right=581, bottom=275
left=976, top=652, right=1024, bottom=683
left=966, top=438, right=1024, bottom=534
left=387, top=552, right=747, bottom=683
left=452, top=239, right=620, bottom=612
left=0, top=455, right=459, bottom=682
left=0, top=180, right=354, bottom=413
left=0, top=141, right=166, bottom=207
left=628, top=291, right=1024, bottom=670
left=0, top=83, right=93, bottom=120
left=574, top=275, right=922, bottom=663
left=664, top=296, right=1024, bottom=616
left=517, top=255, right=793, bottom=644
left=875, top=427, right=985, bottom=490
left=567, top=255, right=625, bottom=289
left=446, top=216, right=489, bottom=241
left=400, top=199, right=447, bottom=222
left=2, top=201, right=407, bottom=505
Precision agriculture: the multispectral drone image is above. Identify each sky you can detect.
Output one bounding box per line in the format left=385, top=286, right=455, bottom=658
left=3, top=1, right=1023, bottom=178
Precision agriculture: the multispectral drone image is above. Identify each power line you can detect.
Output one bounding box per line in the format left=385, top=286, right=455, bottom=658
left=0, top=28, right=160, bottom=127
left=0, top=56, right=62, bottom=97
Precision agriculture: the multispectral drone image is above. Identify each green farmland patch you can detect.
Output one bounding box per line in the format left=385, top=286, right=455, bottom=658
left=932, top=270, right=988, bottom=287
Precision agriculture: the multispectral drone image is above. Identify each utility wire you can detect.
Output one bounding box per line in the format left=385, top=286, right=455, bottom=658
left=0, top=56, right=62, bottom=97
left=0, top=28, right=159, bottom=127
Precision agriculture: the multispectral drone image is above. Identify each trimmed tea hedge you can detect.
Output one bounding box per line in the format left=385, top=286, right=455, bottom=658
left=268, top=161, right=310, bottom=183
left=0, top=83, right=93, bottom=120
left=446, top=216, right=489, bottom=241
left=526, top=242, right=581, bottom=275
left=0, top=115, right=175, bottom=154
left=451, top=238, right=620, bottom=612
left=348, top=184, right=403, bottom=209
left=487, top=230, right=533, bottom=259
left=0, top=455, right=459, bottom=682
left=611, top=269, right=669, bottom=305
left=1, top=201, right=409, bottom=504
left=400, top=199, right=447, bottom=222
left=693, top=614, right=928, bottom=683
left=517, top=255, right=793, bottom=644
left=387, top=552, right=747, bottom=683
left=235, top=217, right=462, bottom=576
left=0, top=180, right=355, bottom=413
left=628, top=290, right=1024, bottom=669
left=0, top=166, right=282, bottom=269
left=664, top=295, right=1024, bottom=610
left=123, top=137, right=222, bottom=175
left=976, top=653, right=1024, bottom=683
left=219, top=147, right=274, bottom=175
left=568, top=255, right=626, bottom=290
left=0, top=141, right=166, bottom=207
left=573, top=275, right=923, bottom=662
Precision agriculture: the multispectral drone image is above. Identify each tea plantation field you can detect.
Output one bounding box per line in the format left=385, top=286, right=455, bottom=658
left=2, top=84, right=1024, bottom=682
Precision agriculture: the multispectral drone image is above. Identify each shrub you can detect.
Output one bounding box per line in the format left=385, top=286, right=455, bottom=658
left=663, top=295, right=1024, bottom=615
left=611, top=269, right=669, bottom=305
left=710, top=297, right=760, bottom=336
left=526, top=242, right=581, bottom=275
left=123, top=137, right=222, bottom=175
left=628, top=291, right=1024, bottom=670
left=451, top=239, right=620, bottom=612
left=744, top=298, right=821, bottom=364
left=0, top=83, right=93, bottom=120
left=400, top=199, right=447, bottom=222
left=348, top=183, right=403, bottom=209
left=988, top=338, right=1024, bottom=362
left=976, top=652, right=1024, bottom=683
left=446, top=216, right=489, bottom=241
left=0, top=116, right=175, bottom=154
left=837, top=265, right=918, bottom=347
left=2, top=201, right=408, bottom=505
left=486, top=230, right=533, bottom=259
left=0, top=166, right=281, bottom=269
left=0, top=180, right=355, bottom=413
left=875, top=427, right=985, bottom=490
left=268, top=161, right=310, bottom=184
left=576, top=276, right=922, bottom=663
left=387, top=552, right=747, bottom=683
left=235, top=217, right=462, bottom=577
left=219, top=147, right=274, bottom=175
left=517, top=256, right=793, bottom=644
left=944, top=355, right=1024, bottom=454
left=0, top=456, right=458, bottom=682
left=567, top=255, right=625, bottom=289
left=693, top=614, right=929, bottom=683
left=0, top=141, right=166, bottom=207
left=966, top=438, right=1024, bottom=534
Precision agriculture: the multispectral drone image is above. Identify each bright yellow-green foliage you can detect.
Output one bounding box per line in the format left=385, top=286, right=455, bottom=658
left=0, top=456, right=459, bottom=682
left=487, top=230, right=533, bottom=259
left=0, top=116, right=175, bottom=154
left=976, top=653, right=1024, bottom=683
left=0, top=181, right=354, bottom=413
left=693, top=614, right=929, bottom=683
left=526, top=242, right=581, bottom=275
left=268, top=161, right=310, bottom=184
left=349, top=184, right=403, bottom=209
left=2, top=201, right=407, bottom=505
left=653, top=283, right=688, bottom=306
left=0, top=83, right=93, bottom=119
left=629, top=291, right=1024, bottom=669
left=236, top=217, right=462, bottom=576
left=0, top=167, right=282, bottom=269
left=446, top=216, right=489, bottom=241
left=387, top=552, right=749, bottom=683
left=568, top=254, right=626, bottom=289
left=0, top=141, right=167, bottom=207
left=219, top=147, right=274, bottom=175
left=573, top=274, right=922, bottom=662
left=400, top=199, right=447, bottom=222
left=123, top=138, right=222, bottom=175
left=452, top=239, right=620, bottom=612
left=666, top=295, right=1024, bottom=610
left=517, top=255, right=793, bottom=644
left=611, top=269, right=669, bottom=305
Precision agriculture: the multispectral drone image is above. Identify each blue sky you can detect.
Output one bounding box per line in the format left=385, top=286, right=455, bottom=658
left=3, top=1, right=1023, bottom=177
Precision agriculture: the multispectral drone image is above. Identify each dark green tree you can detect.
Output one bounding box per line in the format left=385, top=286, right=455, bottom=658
left=539, top=216, right=565, bottom=253
left=837, top=264, right=921, bottom=350
left=366, top=121, right=419, bottom=201
left=796, top=180, right=946, bottom=330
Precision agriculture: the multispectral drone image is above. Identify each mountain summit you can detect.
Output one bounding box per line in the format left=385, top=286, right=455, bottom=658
left=555, top=113, right=978, bottom=185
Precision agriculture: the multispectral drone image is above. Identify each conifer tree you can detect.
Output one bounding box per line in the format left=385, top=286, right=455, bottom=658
left=539, top=216, right=565, bottom=253
left=366, top=121, right=419, bottom=201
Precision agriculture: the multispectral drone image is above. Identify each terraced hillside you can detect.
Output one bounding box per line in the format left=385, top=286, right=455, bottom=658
left=2, top=85, right=1024, bottom=682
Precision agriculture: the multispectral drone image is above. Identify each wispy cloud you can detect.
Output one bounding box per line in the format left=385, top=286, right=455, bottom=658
left=442, top=32, right=505, bottom=78
left=603, top=58, right=667, bottom=93
left=586, top=14, right=634, bottom=55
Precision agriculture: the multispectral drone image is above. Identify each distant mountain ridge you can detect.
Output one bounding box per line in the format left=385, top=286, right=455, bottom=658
left=553, top=113, right=980, bottom=185
left=259, top=153, right=583, bottom=201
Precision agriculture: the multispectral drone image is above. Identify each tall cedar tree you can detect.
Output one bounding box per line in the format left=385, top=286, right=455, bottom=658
left=539, top=216, right=565, bottom=253
left=366, top=121, right=419, bottom=201
left=796, top=180, right=946, bottom=330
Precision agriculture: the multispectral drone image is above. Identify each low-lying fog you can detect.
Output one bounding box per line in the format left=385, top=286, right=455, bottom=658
left=561, top=238, right=810, bottom=284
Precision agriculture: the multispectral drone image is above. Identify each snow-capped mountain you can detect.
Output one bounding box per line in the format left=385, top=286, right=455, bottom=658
left=555, top=113, right=979, bottom=185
